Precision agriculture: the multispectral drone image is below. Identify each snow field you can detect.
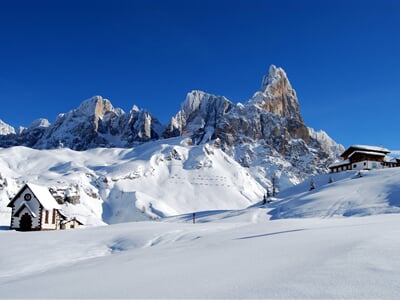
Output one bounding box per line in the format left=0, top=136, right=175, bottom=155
left=270, top=167, right=400, bottom=219
left=1, top=211, right=400, bottom=298
left=0, top=138, right=265, bottom=226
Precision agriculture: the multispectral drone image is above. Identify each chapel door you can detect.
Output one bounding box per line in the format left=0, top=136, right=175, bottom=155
left=20, top=213, right=32, bottom=231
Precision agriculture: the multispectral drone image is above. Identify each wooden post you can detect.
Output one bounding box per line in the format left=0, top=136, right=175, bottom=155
left=192, top=212, right=196, bottom=224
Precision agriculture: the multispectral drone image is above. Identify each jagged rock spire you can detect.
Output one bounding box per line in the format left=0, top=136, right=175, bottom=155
left=251, top=65, right=303, bottom=122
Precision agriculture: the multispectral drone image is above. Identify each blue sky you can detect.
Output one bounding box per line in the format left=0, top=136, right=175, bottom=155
left=0, top=0, right=399, bottom=149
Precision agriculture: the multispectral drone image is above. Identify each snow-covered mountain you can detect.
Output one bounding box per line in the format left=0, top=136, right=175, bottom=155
left=163, top=90, right=233, bottom=143
left=218, top=66, right=343, bottom=185
left=0, top=96, right=164, bottom=150
left=161, top=65, right=343, bottom=186
left=0, top=65, right=342, bottom=158
left=0, top=138, right=265, bottom=226
left=0, top=65, right=346, bottom=224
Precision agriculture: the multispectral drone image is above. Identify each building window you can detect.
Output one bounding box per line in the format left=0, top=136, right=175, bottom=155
left=45, top=210, right=49, bottom=224
left=364, top=162, right=367, bottom=166
left=353, top=164, right=357, bottom=168
left=52, top=209, right=56, bottom=224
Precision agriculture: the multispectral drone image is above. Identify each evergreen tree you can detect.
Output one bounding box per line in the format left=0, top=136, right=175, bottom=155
left=271, top=175, right=279, bottom=197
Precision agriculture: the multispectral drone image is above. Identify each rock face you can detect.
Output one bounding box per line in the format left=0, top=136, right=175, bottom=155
left=212, top=65, right=342, bottom=184
left=163, top=90, right=233, bottom=144
left=256, top=64, right=303, bottom=122
left=162, top=65, right=343, bottom=184
left=215, top=65, right=310, bottom=145
left=0, top=65, right=343, bottom=185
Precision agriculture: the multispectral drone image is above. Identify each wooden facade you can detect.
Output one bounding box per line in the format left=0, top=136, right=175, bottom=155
left=329, top=145, right=399, bottom=173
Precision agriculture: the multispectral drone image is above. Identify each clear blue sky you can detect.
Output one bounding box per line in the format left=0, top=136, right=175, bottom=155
left=0, top=0, right=399, bottom=149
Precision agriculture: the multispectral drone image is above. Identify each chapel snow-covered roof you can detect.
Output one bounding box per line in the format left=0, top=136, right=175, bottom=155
left=27, top=183, right=61, bottom=210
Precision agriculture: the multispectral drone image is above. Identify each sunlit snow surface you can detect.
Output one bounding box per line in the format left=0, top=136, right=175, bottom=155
left=0, top=138, right=265, bottom=225
left=1, top=211, right=400, bottom=298
left=1, top=142, right=400, bottom=298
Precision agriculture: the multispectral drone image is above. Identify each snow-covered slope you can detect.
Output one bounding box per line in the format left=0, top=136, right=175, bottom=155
left=1, top=208, right=400, bottom=298
left=269, top=168, right=400, bottom=219
left=1, top=145, right=400, bottom=298
left=0, top=137, right=265, bottom=226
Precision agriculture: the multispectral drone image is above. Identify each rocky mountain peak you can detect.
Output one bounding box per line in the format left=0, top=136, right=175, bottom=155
left=163, top=90, right=233, bottom=143
left=76, top=96, right=116, bottom=118
left=28, top=118, right=51, bottom=130
left=251, top=65, right=302, bottom=122
left=260, top=64, right=287, bottom=91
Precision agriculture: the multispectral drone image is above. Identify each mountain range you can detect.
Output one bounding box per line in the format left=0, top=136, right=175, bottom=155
left=0, top=65, right=343, bottom=183
left=0, top=65, right=346, bottom=223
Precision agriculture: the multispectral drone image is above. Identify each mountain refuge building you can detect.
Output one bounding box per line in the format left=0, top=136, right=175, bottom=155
left=8, top=183, right=62, bottom=231
left=329, top=145, right=400, bottom=173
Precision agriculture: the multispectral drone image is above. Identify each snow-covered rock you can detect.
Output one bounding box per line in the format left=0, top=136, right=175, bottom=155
left=308, top=127, right=345, bottom=159
left=0, top=96, right=164, bottom=150
left=211, top=65, right=342, bottom=187
left=0, top=119, right=15, bottom=135
left=163, top=90, right=232, bottom=144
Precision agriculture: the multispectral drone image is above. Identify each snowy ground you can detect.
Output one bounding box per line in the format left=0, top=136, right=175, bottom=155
left=1, top=142, right=400, bottom=298
left=1, top=208, right=400, bottom=299
left=270, top=168, right=400, bottom=219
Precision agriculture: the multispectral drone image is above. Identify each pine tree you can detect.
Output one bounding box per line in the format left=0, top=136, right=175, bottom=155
left=271, top=175, right=279, bottom=197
